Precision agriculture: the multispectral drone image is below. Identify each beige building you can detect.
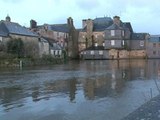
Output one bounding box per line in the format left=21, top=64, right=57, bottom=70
left=79, top=16, right=150, bottom=60
left=78, top=17, right=113, bottom=52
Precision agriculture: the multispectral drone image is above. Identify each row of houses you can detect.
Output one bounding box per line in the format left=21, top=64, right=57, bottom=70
left=78, top=16, right=160, bottom=59
left=0, top=15, right=78, bottom=59
left=0, top=15, right=159, bottom=60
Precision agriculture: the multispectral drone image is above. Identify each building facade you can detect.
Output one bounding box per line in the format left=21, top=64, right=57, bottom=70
left=147, top=35, right=160, bottom=58
left=79, top=16, right=150, bottom=60
left=0, top=16, right=44, bottom=58
left=30, top=17, right=79, bottom=59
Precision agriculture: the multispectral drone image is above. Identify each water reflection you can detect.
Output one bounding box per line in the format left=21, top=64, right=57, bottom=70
left=0, top=59, right=160, bottom=120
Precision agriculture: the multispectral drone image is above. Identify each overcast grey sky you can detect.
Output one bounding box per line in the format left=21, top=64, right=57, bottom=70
left=0, top=0, right=160, bottom=34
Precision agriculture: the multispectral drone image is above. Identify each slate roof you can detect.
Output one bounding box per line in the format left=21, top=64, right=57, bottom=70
left=0, top=31, right=8, bottom=37
left=94, top=17, right=112, bottom=24
left=50, top=24, right=69, bottom=33
left=42, top=37, right=62, bottom=50
left=93, top=17, right=113, bottom=31
left=81, top=17, right=113, bottom=32
left=0, top=20, right=38, bottom=37
left=37, top=24, right=70, bottom=33
left=42, top=37, right=56, bottom=46
left=106, top=23, right=124, bottom=30
left=148, top=36, right=160, bottom=42
left=124, top=22, right=133, bottom=33
left=106, top=22, right=131, bottom=31
left=131, top=33, right=146, bottom=40
left=51, top=43, right=62, bottom=50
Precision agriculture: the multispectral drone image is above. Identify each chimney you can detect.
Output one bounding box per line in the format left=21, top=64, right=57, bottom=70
left=86, top=19, right=93, bottom=33
left=30, top=19, right=37, bottom=29
left=67, top=17, right=73, bottom=27
left=82, top=19, right=87, bottom=28
left=113, top=16, right=120, bottom=26
left=6, top=15, right=11, bottom=22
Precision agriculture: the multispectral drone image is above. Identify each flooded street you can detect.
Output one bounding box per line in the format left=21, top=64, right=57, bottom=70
left=0, top=59, right=160, bottom=120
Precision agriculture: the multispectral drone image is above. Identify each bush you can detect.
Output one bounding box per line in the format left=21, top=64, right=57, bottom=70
left=7, top=38, right=24, bottom=58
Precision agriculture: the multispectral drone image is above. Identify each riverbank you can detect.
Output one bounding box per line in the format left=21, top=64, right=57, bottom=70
left=0, top=57, right=64, bottom=67
left=122, top=94, right=160, bottom=120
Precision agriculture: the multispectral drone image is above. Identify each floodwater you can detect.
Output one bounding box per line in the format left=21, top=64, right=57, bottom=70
left=0, top=59, right=160, bottom=120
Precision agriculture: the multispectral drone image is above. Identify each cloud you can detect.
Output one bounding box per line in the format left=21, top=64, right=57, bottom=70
left=0, top=0, right=160, bottom=34
left=2, top=0, right=24, bottom=3
left=76, top=0, right=100, bottom=11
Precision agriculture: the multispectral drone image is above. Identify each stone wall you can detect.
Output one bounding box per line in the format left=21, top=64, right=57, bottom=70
left=78, top=32, right=87, bottom=51
left=78, top=31, right=105, bottom=52
left=10, top=34, right=39, bottom=58
left=108, top=49, right=146, bottom=59
left=92, top=32, right=105, bottom=46
left=119, top=50, right=129, bottom=58
left=109, top=49, right=118, bottom=59
left=130, top=50, right=146, bottom=58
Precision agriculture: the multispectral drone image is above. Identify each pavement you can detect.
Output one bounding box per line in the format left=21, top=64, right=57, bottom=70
left=122, top=94, right=160, bottom=120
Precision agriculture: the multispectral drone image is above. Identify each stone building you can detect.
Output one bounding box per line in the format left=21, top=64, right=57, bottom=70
left=0, top=15, right=44, bottom=58
left=104, top=16, right=133, bottom=59
left=79, top=16, right=150, bottom=60
left=104, top=16, right=132, bottom=50
left=146, top=35, right=160, bottom=58
left=42, top=37, right=63, bottom=58
left=78, top=17, right=113, bottom=52
left=38, top=37, right=50, bottom=57
left=30, top=17, right=78, bottom=59
left=130, top=33, right=149, bottom=58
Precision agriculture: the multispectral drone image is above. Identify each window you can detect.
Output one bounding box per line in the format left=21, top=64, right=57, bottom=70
left=99, top=51, right=103, bottom=55
left=90, top=51, right=94, bottom=55
left=122, top=40, right=125, bottom=46
left=140, top=41, right=144, bottom=47
left=111, top=40, right=115, bottom=46
left=111, top=30, right=115, bottom=36
left=122, top=31, right=125, bottom=36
